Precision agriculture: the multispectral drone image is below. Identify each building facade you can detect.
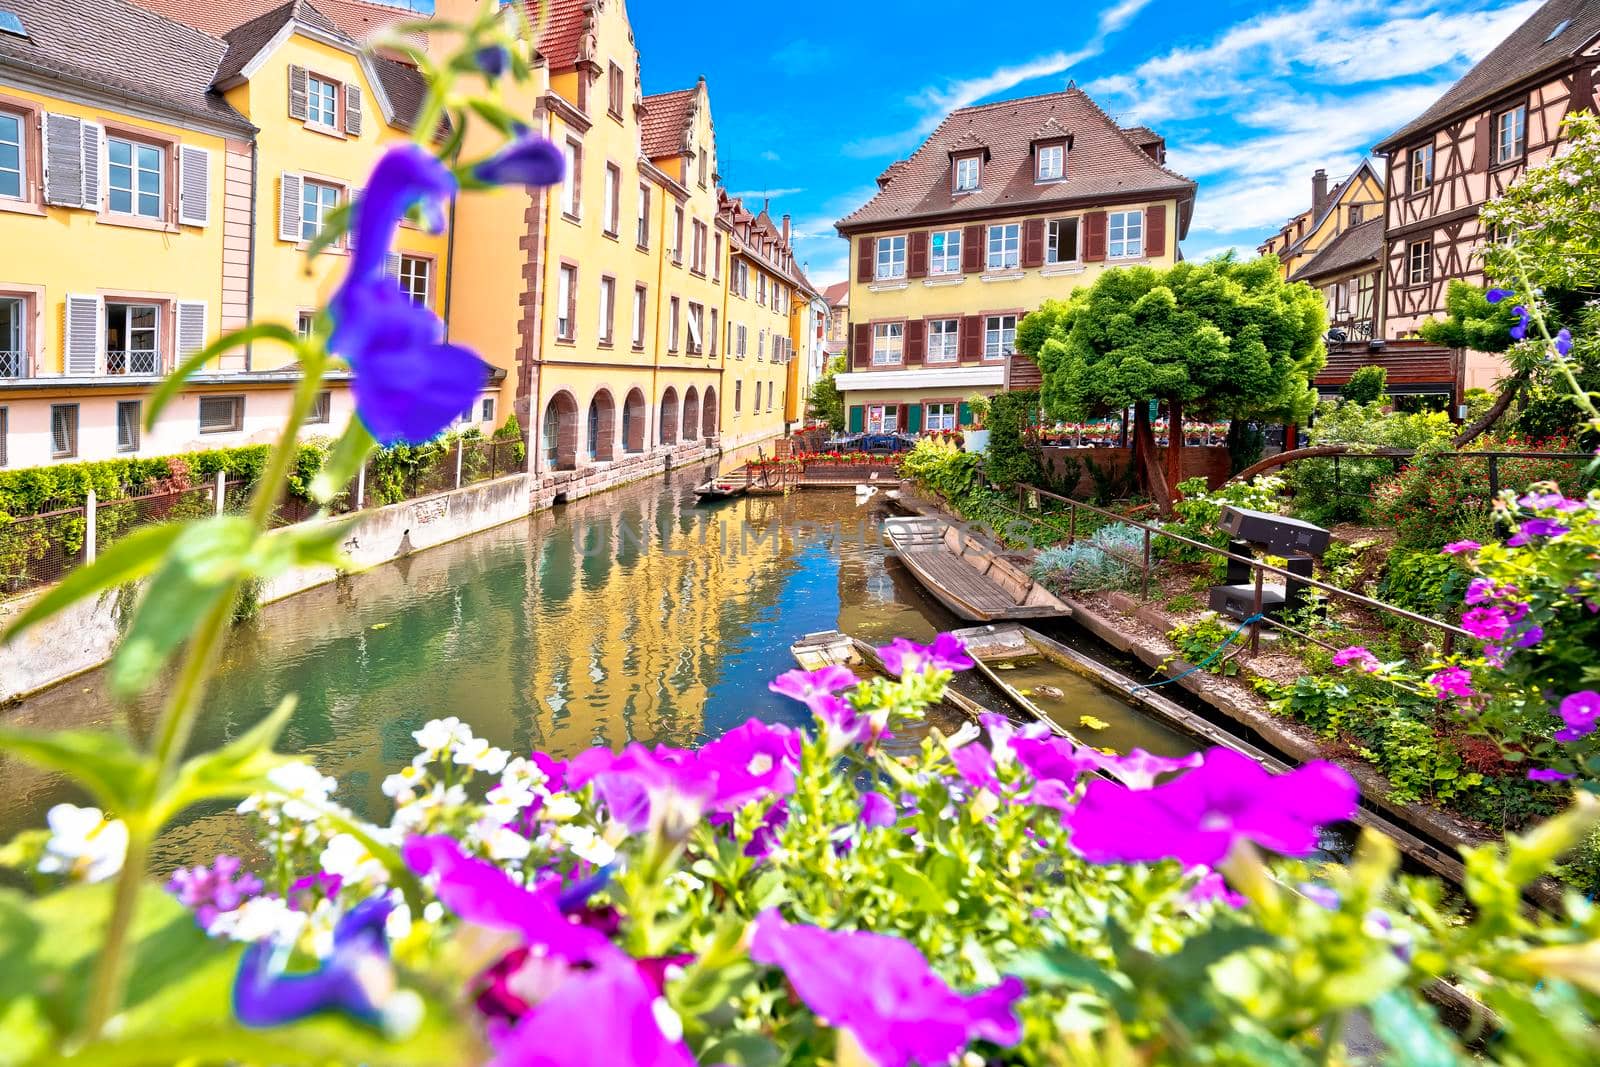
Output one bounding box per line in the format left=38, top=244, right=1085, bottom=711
left=1256, top=163, right=1385, bottom=342
left=0, top=0, right=481, bottom=469
left=832, top=87, right=1195, bottom=435
left=1371, top=0, right=1599, bottom=386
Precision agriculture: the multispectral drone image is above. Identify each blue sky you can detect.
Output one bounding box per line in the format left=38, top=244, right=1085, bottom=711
left=622, top=0, right=1541, bottom=289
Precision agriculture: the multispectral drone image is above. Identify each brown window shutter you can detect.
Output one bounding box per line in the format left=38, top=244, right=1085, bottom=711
left=960, top=315, right=983, bottom=363
left=1473, top=116, right=1492, bottom=172
left=898, top=403, right=910, bottom=430
left=853, top=323, right=872, bottom=368
left=962, top=224, right=984, bottom=273
left=1084, top=210, right=1108, bottom=261
left=1022, top=218, right=1045, bottom=268
left=908, top=230, right=929, bottom=278
left=905, top=319, right=925, bottom=365
left=288, top=64, right=308, bottom=120
left=1144, top=204, right=1167, bottom=258
left=856, top=237, right=874, bottom=283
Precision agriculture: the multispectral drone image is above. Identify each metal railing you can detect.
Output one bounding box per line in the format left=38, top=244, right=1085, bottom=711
left=998, top=481, right=1476, bottom=660
left=0, top=349, right=23, bottom=377
left=1296, top=448, right=1593, bottom=502
left=106, top=349, right=159, bottom=375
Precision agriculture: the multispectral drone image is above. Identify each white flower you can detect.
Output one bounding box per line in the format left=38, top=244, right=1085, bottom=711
left=382, top=764, right=427, bottom=800
left=555, top=824, right=616, bottom=867
left=542, top=794, right=581, bottom=822
left=453, top=736, right=510, bottom=775
left=474, top=822, right=533, bottom=862
left=37, top=804, right=127, bottom=883
left=500, top=757, right=548, bottom=792
left=319, top=832, right=390, bottom=886
left=208, top=895, right=307, bottom=944
left=666, top=870, right=704, bottom=894
left=412, top=717, right=472, bottom=762
left=265, top=761, right=338, bottom=822
left=483, top=783, right=536, bottom=824
left=384, top=898, right=446, bottom=942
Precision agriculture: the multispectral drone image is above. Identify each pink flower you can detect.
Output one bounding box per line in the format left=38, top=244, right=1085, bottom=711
left=876, top=633, right=975, bottom=677
left=1427, top=667, right=1475, bottom=701
left=1441, top=540, right=1481, bottom=555
left=1461, top=607, right=1511, bottom=642
left=1555, top=691, right=1600, bottom=742
left=1331, top=646, right=1380, bottom=673
left=1528, top=768, right=1574, bottom=782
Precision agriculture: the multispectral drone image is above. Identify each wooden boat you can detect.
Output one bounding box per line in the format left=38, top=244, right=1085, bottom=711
left=693, top=477, right=750, bottom=501
left=881, top=516, right=1070, bottom=622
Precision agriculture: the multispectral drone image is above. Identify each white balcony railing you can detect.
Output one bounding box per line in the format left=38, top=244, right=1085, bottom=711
left=0, top=350, right=22, bottom=377
left=106, top=349, right=159, bottom=375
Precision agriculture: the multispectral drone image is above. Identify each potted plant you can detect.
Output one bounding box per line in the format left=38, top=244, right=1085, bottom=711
left=963, top=393, right=992, bottom=453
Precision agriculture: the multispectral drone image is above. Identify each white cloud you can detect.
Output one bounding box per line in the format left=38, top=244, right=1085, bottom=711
left=729, top=187, right=807, bottom=201
left=842, top=0, right=1154, bottom=158
left=759, top=150, right=781, bottom=162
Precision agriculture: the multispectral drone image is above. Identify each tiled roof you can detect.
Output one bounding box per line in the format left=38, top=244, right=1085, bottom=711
left=0, top=0, right=252, bottom=131
left=641, top=87, right=696, bottom=158
left=525, top=0, right=590, bottom=70
left=822, top=281, right=850, bottom=307
left=837, top=87, right=1194, bottom=231
left=1289, top=217, right=1383, bottom=284
left=1120, top=124, right=1161, bottom=146
left=134, top=0, right=417, bottom=42
left=1377, top=0, right=1600, bottom=148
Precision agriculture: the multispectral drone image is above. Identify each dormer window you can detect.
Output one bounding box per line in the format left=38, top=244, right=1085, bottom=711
left=953, top=155, right=980, bottom=194
left=1036, top=142, right=1065, bottom=182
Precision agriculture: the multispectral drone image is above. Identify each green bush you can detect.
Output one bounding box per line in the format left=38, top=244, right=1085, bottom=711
left=1289, top=401, right=1456, bottom=525
left=1160, top=474, right=1285, bottom=564
left=1340, top=366, right=1388, bottom=405
left=984, top=390, right=1044, bottom=489
left=1028, top=523, right=1143, bottom=592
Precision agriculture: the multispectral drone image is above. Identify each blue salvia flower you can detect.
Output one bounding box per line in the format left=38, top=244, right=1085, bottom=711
left=1510, top=305, right=1531, bottom=341
left=1555, top=328, right=1574, bottom=357
left=474, top=44, right=509, bottom=78
left=473, top=133, right=566, bottom=187
left=234, top=898, right=407, bottom=1029
left=1486, top=288, right=1515, bottom=304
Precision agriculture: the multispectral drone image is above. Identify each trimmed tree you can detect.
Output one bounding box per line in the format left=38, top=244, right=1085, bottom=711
left=1020, top=257, right=1325, bottom=512
left=807, top=355, right=846, bottom=432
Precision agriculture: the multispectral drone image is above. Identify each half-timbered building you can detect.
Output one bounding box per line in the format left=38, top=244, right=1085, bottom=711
left=1373, top=0, right=1600, bottom=379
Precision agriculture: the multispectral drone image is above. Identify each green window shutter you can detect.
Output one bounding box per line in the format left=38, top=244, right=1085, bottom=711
left=905, top=403, right=923, bottom=433
left=848, top=405, right=865, bottom=433
left=958, top=401, right=972, bottom=426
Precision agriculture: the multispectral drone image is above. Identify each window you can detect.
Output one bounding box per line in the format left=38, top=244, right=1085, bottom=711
left=668, top=296, right=680, bottom=352
left=927, top=318, right=959, bottom=362
left=296, top=310, right=315, bottom=339
left=875, top=235, right=907, bottom=280
left=673, top=206, right=684, bottom=262
left=1, top=295, right=24, bottom=377
left=926, top=401, right=957, bottom=431
left=867, top=404, right=898, bottom=433
left=1496, top=105, right=1526, bottom=164
left=713, top=234, right=722, bottom=282
left=632, top=284, right=646, bottom=348
left=607, top=62, right=624, bottom=117
left=1108, top=210, right=1144, bottom=259
left=984, top=315, right=1017, bottom=359
left=929, top=229, right=962, bottom=275
left=603, top=163, right=620, bottom=235
left=691, top=220, right=707, bottom=273
left=709, top=308, right=718, bottom=356
left=481, top=397, right=495, bottom=423
left=307, top=75, right=339, bottom=127
left=687, top=302, right=704, bottom=354
left=758, top=273, right=768, bottom=306
left=598, top=276, right=616, bottom=344
left=636, top=183, right=650, bottom=247
left=0, top=406, right=6, bottom=467
left=108, top=137, right=162, bottom=218
left=698, top=151, right=708, bottom=189
left=300, top=179, right=340, bottom=241
left=872, top=322, right=904, bottom=365
left=105, top=302, right=158, bottom=375
left=767, top=382, right=774, bottom=412
left=1407, top=240, right=1432, bottom=286
left=0, top=110, right=22, bottom=200
left=1046, top=217, right=1079, bottom=264
left=308, top=390, right=331, bottom=424
left=398, top=256, right=430, bottom=307
left=557, top=264, right=576, bottom=340
left=198, top=395, right=243, bottom=434
left=953, top=155, right=979, bottom=193
left=753, top=382, right=761, bottom=412
left=116, top=400, right=140, bottom=453
left=1409, top=145, right=1434, bottom=192
left=1349, top=204, right=1364, bottom=225
left=758, top=329, right=765, bottom=360
left=1036, top=143, right=1064, bottom=182
left=561, top=140, right=581, bottom=218
left=51, top=403, right=77, bottom=458
left=734, top=380, right=741, bottom=413
left=986, top=224, right=1020, bottom=270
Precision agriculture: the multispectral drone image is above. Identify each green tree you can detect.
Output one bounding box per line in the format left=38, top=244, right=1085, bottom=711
left=1417, top=281, right=1519, bottom=353
left=1340, top=365, right=1388, bottom=405
left=807, top=355, right=846, bottom=432
left=1020, top=257, right=1325, bottom=511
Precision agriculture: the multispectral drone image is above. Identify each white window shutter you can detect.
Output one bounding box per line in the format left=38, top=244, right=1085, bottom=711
left=343, top=82, right=363, bottom=137
left=178, top=145, right=211, bottom=226
left=79, top=122, right=102, bottom=210
left=384, top=253, right=401, bottom=280
left=43, top=113, right=84, bottom=207
left=288, top=64, right=308, bottom=120
left=279, top=172, right=301, bottom=242
left=176, top=301, right=207, bottom=360
left=63, top=294, right=102, bottom=375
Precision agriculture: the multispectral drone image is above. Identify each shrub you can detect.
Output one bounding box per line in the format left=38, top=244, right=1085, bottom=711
left=1289, top=400, right=1456, bottom=524
left=1160, top=474, right=1285, bottom=564
left=1030, top=522, right=1143, bottom=592
left=984, top=390, right=1045, bottom=489
left=1340, top=366, right=1388, bottom=405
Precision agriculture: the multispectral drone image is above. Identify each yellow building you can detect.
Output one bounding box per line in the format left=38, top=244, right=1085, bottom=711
left=1256, top=162, right=1384, bottom=339
left=0, top=0, right=489, bottom=469
left=833, top=87, right=1196, bottom=435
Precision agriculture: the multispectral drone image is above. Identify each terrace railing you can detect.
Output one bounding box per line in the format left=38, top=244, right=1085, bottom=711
left=0, top=349, right=24, bottom=377
left=106, top=349, right=160, bottom=375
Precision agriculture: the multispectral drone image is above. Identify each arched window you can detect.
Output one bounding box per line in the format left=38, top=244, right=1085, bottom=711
left=622, top=388, right=646, bottom=453
left=659, top=387, right=679, bottom=446
left=541, top=392, right=578, bottom=471
left=683, top=387, right=700, bottom=442
left=702, top=385, right=718, bottom=438
left=587, top=391, right=616, bottom=461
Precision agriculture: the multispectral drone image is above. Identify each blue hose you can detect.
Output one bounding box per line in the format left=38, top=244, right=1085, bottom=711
left=1131, top=613, right=1266, bottom=693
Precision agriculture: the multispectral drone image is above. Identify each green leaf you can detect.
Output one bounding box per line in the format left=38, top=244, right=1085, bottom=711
left=144, top=323, right=303, bottom=428
left=1, top=522, right=184, bottom=643
left=1161, top=924, right=1278, bottom=985
left=1365, top=990, right=1467, bottom=1067
left=1008, top=946, right=1136, bottom=1018
left=310, top=420, right=378, bottom=504
left=153, top=696, right=298, bottom=826
left=109, top=517, right=257, bottom=697
left=306, top=201, right=353, bottom=260
left=0, top=728, right=154, bottom=813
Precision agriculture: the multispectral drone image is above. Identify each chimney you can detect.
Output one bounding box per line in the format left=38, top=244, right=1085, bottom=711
left=781, top=213, right=791, bottom=244
left=1311, top=168, right=1329, bottom=216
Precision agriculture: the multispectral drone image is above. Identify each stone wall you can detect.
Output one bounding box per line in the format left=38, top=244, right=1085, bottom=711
left=1040, top=445, right=1232, bottom=496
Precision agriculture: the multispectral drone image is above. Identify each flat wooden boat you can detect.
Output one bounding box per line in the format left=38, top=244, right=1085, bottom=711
left=693, top=478, right=750, bottom=501
left=881, top=516, right=1070, bottom=623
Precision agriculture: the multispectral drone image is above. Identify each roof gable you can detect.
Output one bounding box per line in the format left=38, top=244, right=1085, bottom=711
left=1289, top=217, right=1383, bottom=283
left=640, top=85, right=696, bottom=158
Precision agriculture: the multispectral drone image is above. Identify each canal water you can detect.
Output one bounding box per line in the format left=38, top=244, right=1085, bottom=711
left=1, top=466, right=1156, bottom=868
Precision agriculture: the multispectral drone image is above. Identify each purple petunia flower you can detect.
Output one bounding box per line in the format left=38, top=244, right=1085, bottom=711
left=950, top=742, right=1001, bottom=792
left=1331, top=646, right=1381, bottom=673
left=1519, top=489, right=1568, bottom=510
left=1427, top=666, right=1475, bottom=701
left=1067, top=748, right=1358, bottom=867
left=1486, top=288, right=1514, bottom=304
left=769, top=665, right=858, bottom=710
left=749, top=910, right=1025, bottom=1067
left=697, top=720, right=802, bottom=811
left=1555, top=328, right=1573, bottom=357
left=233, top=897, right=399, bottom=1029
left=1555, top=691, right=1600, bottom=742
left=168, top=854, right=262, bottom=929
left=474, top=134, right=567, bottom=188
left=1513, top=625, right=1544, bottom=649
left=876, top=633, right=975, bottom=677
left=1528, top=768, right=1574, bottom=782
left=858, top=791, right=897, bottom=828
left=1188, top=869, right=1246, bottom=909
left=1510, top=305, right=1531, bottom=341
left=1010, top=734, right=1099, bottom=785
left=1094, top=748, right=1204, bottom=790
left=568, top=744, right=716, bottom=837
left=1441, top=540, right=1481, bottom=555
left=744, top=801, right=789, bottom=861
left=1461, top=607, right=1511, bottom=642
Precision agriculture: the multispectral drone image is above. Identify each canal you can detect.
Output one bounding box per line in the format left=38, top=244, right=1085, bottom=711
left=2, top=466, right=1157, bottom=868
